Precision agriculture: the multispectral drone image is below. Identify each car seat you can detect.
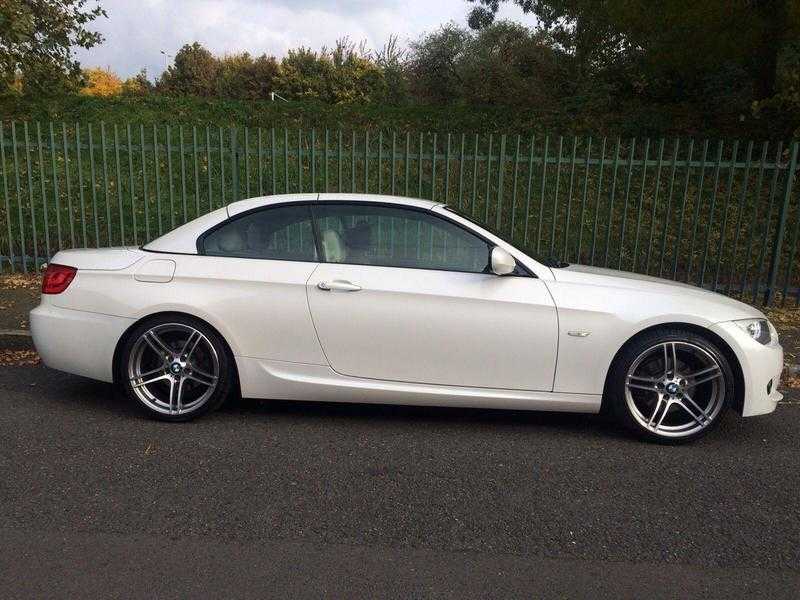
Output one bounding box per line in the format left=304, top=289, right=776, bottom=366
left=321, top=229, right=346, bottom=262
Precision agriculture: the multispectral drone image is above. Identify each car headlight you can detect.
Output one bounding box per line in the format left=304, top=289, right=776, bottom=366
left=734, top=318, right=772, bottom=345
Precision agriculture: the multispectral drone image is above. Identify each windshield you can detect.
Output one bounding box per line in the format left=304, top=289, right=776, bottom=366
left=442, top=206, right=569, bottom=268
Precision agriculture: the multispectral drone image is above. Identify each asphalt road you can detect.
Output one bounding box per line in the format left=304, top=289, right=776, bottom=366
left=2, top=361, right=800, bottom=599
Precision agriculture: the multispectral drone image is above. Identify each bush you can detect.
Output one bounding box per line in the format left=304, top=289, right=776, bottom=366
left=80, top=67, right=123, bottom=97
left=121, top=69, right=154, bottom=97
left=4, top=21, right=796, bottom=140
left=752, top=41, right=800, bottom=138
left=157, top=42, right=218, bottom=97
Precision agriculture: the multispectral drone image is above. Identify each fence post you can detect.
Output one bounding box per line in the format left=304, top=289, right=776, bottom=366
left=230, top=127, right=239, bottom=202
left=764, top=141, right=799, bottom=306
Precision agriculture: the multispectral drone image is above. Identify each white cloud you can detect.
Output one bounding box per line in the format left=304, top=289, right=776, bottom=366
left=74, top=0, right=532, bottom=78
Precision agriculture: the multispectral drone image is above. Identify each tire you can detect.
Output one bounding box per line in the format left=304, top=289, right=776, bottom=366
left=606, top=327, right=735, bottom=444
left=116, top=314, right=235, bottom=422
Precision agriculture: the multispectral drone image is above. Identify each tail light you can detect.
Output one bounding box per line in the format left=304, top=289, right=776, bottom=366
left=42, top=263, right=77, bottom=294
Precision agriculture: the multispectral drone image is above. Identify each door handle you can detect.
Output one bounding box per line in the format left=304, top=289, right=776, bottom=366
left=317, top=280, right=362, bottom=292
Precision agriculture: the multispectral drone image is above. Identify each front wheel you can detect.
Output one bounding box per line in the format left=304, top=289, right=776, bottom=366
left=607, top=328, right=735, bottom=443
left=117, top=315, right=234, bottom=421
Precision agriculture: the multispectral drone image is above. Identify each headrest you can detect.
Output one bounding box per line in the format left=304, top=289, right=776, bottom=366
left=322, top=229, right=345, bottom=262
left=217, top=227, right=246, bottom=253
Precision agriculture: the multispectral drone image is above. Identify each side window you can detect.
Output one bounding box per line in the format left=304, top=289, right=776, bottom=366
left=201, top=204, right=317, bottom=261
left=312, top=204, right=491, bottom=273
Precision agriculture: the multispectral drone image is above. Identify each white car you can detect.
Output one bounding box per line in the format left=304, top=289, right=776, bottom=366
left=30, top=193, right=784, bottom=442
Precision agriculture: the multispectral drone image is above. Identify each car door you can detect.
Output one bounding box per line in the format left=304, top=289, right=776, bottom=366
left=306, top=202, right=558, bottom=391
left=191, top=202, right=327, bottom=365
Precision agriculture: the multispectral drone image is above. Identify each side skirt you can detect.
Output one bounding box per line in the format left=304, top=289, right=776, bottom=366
left=235, top=357, right=602, bottom=413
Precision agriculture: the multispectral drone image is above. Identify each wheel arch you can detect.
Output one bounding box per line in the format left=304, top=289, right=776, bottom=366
left=601, top=321, right=745, bottom=415
left=112, top=310, right=241, bottom=393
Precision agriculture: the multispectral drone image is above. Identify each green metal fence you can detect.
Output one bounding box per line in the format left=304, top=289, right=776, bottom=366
left=1, top=121, right=799, bottom=306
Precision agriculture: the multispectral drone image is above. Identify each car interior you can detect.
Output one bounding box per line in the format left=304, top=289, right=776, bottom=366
left=202, top=204, right=491, bottom=272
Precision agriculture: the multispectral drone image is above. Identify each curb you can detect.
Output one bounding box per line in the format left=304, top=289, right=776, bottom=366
left=0, top=329, right=31, bottom=337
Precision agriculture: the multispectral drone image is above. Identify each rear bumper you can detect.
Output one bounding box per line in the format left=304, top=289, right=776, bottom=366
left=711, top=321, right=784, bottom=417
left=30, top=302, right=134, bottom=383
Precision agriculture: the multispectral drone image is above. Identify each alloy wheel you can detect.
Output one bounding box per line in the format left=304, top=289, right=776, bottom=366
left=126, top=323, right=220, bottom=416
left=624, top=341, right=726, bottom=439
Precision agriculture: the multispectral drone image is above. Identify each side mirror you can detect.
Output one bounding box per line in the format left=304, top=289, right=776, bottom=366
left=490, top=246, right=516, bottom=276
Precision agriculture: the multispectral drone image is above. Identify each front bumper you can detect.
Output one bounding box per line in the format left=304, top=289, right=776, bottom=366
left=711, top=321, right=784, bottom=417
left=30, top=301, right=134, bottom=383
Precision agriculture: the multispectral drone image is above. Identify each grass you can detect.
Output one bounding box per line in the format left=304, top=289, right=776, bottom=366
left=1, top=125, right=797, bottom=303
left=0, top=94, right=785, bottom=140
left=0, top=95, right=797, bottom=307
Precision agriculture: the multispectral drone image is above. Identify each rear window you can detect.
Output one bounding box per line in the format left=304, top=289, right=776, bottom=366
left=201, top=204, right=317, bottom=262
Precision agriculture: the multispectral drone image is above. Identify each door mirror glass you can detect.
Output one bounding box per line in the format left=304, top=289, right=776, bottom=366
left=490, top=246, right=516, bottom=276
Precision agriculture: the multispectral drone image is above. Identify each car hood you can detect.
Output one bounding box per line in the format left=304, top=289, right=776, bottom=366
left=551, top=263, right=765, bottom=322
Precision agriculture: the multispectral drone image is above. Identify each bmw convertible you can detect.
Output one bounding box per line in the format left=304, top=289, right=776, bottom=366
left=30, top=193, right=784, bottom=442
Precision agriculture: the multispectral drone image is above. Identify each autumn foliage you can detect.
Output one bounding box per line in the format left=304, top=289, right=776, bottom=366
left=80, top=67, right=122, bottom=97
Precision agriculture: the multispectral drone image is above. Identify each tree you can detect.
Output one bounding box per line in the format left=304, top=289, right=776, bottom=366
left=276, top=47, right=333, bottom=101
left=407, top=22, right=569, bottom=107
left=326, top=38, right=387, bottom=104
left=157, top=42, right=218, bottom=97
left=375, top=35, right=410, bottom=104
left=0, top=0, right=106, bottom=94
left=750, top=0, right=798, bottom=99
left=753, top=39, right=800, bottom=138
left=242, top=54, right=280, bottom=99
left=153, top=39, right=389, bottom=104
left=464, top=0, right=800, bottom=101
left=216, top=52, right=279, bottom=99
left=121, top=68, right=153, bottom=96
left=460, top=22, right=570, bottom=107
left=408, top=24, right=471, bottom=104
left=80, top=66, right=121, bottom=96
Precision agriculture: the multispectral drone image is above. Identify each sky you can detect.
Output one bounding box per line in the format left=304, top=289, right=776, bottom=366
left=74, top=0, right=533, bottom=79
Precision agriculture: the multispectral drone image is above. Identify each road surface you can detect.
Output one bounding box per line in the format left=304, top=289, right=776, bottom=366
left=1, top=362, right=798, bottom=598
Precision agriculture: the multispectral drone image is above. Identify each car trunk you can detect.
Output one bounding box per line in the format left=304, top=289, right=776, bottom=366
left=49, top=247, right=146, bottom=271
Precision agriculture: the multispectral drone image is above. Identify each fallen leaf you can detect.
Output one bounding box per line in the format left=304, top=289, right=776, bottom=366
left=0, top=349, right=40, bottom=366
left=784, top=374, right=800, bottom=390
left=0, top=274, right=41, bottom=291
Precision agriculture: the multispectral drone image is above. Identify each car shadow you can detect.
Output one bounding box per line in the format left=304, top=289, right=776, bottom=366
left=10, top=363, right=784, bottom=447
left=224, top=394, right=630, bottom=441
left=23, top=364, right=631, bottom=442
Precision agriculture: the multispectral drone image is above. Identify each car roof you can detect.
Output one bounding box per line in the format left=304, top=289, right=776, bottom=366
left=227, top=193, right=439, bottom=216
left=143, top=194, right=441, bottom=254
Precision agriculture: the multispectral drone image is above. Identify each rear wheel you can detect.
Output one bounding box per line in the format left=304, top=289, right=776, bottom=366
left=117, top=315, right=234, bottom=421
left=607, top=328, right=734, bottom=443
